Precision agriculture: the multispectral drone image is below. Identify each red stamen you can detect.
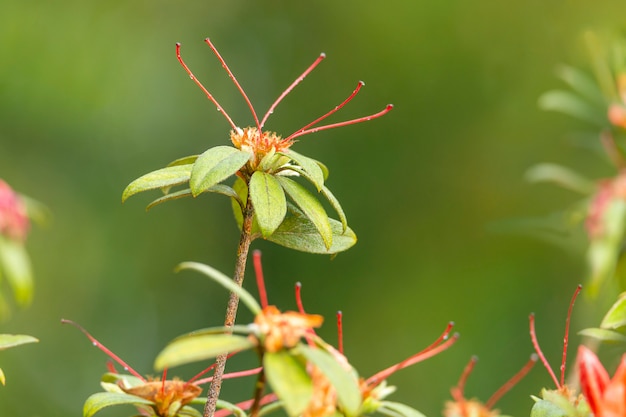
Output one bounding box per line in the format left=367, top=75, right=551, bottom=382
left=106, top=360, right=117, bottom=374
left=260, top=53, right=326, bottom=129
left=253, top=250, right=268, bottom=309
left=160, top=368, right=168, bottom=396
left=204, top=38, right=261, bottom=131
left=61, top=319, right=146, bottom=382
left=194, top=366, right=263, bottom=386
left=284, top=81, right=364, bottom=139
left=295, top=282, right=305, bottom=314
left=337, top=311, right=344, bottom=355
left=186, top=352, right=238, bottom=385
left=365, top=331, right=459, bottom=386
left=561, top=284, right=582, bottom=386
left=454, top=356, right=479, bottom=402
left=421, top=321, right=455, bottom=353
left=293, top=282, right=316, bottom=346
left=175, top=42, right=237, bottom=130
left=529, top=313, right=560, bottom=389
left=485, top=354, right=538, bottom=409
left=284, top=104, right=394, bottom=142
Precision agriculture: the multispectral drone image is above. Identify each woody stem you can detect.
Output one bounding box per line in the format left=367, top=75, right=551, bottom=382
left=203, top=195, right=255, bottom=417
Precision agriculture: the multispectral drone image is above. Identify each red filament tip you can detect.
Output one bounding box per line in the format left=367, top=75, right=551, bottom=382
left=285, top=104, right=394, bottom=142
left=260, top=53, right=327, bottom=129
left=175, top=42, right=238, bottom=130
left=204, top=38, right=261, bottom=131
left=61, top=319, right=146, bottom=382
left=336, top=311, right=344, bottom=354
left=485, top=354, right=538, bottom=409
left=561, top=284, right=582, bottom=386
left=529, top=313, right=560, bottom=389
left=253, top=250, right=268, bottom=309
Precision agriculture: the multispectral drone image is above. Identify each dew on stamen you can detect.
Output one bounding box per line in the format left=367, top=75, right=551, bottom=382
left=92, top=342, right=97, bottom=346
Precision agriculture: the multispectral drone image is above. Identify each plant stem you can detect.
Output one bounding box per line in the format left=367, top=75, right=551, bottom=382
left=249, top=351, right=266, bottom=417
left=203, top=196, right=255, bottom=417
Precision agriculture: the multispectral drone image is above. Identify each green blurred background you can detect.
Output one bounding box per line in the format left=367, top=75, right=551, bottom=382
left=1, top=1, right=625, bottom=416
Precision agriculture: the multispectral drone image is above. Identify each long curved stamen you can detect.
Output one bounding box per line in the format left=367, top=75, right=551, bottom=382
left=283, top=81, right=365, bottom=139
left=284, top=104, right=394, bottom=142
left=175, top=43, right=238, bottom=131
left=485, top=354, right=538, bottom=409
left=253, top=250, right=269, bottom=309
left=185, top=352, right=239, bottom=385
left=454, top=356, right=478, bottom=402
left=204, top=38, right=262, bottom=132
left=194, top=366, right=263, bottom=386
left=61, top=319, right=146, bottom=382
left=365, top=331, right=459, bottom=386
left=260, top=53, right=326, bottom=129
left=561, top=284, right=582, bottom=386
left=160, top=368, right=168, bottom=396
left=529, top=313, right=560, bottom=389
left=337, top=311, right=344, bottom=355
left=295, top=282, right=305, bottom=314
left=294, top=282, right=317, bottom=346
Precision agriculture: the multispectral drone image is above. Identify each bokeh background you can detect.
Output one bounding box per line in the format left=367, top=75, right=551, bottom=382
left=1, top=1, right=625, bottom=416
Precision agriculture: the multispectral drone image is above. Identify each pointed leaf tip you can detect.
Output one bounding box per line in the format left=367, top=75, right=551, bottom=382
left=189, top=146, right=250, bottom=197
left=122, top=164, right=193, bottom=202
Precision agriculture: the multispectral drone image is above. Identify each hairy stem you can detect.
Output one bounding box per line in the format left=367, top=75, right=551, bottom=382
left=204, top=196, right=255, bottom=417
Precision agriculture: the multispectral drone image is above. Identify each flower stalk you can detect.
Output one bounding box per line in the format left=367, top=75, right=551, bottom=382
left=204, top=195, right=255, bottom=417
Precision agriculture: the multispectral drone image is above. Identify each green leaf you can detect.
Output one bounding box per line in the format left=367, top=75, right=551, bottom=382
left=268, top=211, right=357, bottom=254
left=83, top=392, right=154, bottom=417
left=578, top=327, right=626, bottom=342
left=378, top=401, right=426, bottom=417
left=600, top=292, right=626, bottom=329
left=213, top=400, right=248, bottom=417
left=249, top=171, right=287, bottom=237
left=154, top=333, right=255, bottom=370
left=556, top=65, right=606, bottom=106
left=0, top=368, right=4, bottom=385
left=175, top=262, right=261, bottom=314
left=320, top=185, right=348, bottom=233
left=0, top=334, right=38, bottom=350
left=174, top=325, right=253, bottom=338
left=264, top=350, right=313, bottom=417
left=190, top=146, right=250, bottom=197
left=277, top=177, right=332, bottom=250
left=525, top=163, right=595, bottom=194
left=122, top=165, right=193, bottom=202
left=297, top=345, right=361, bottom=416
left=530, top=399, right=568, bottom=417
left=0, top=237, right=33, bottom=306
left=178, top=405, right=203, bottom=417
left=282, top=150, right=325, bottom=191
left=538, top=90, right=607, bottom=126
left=146, top=188, right=193, bottom=211
left=168, top=155, right=199, bottom=167
left=147, top=185, right=242, bottom=211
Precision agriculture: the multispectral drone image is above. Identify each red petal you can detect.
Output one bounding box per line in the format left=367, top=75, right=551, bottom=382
left=578, top=345, right=610, bottom=415
left=599, top=355, right=626, bottom=417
